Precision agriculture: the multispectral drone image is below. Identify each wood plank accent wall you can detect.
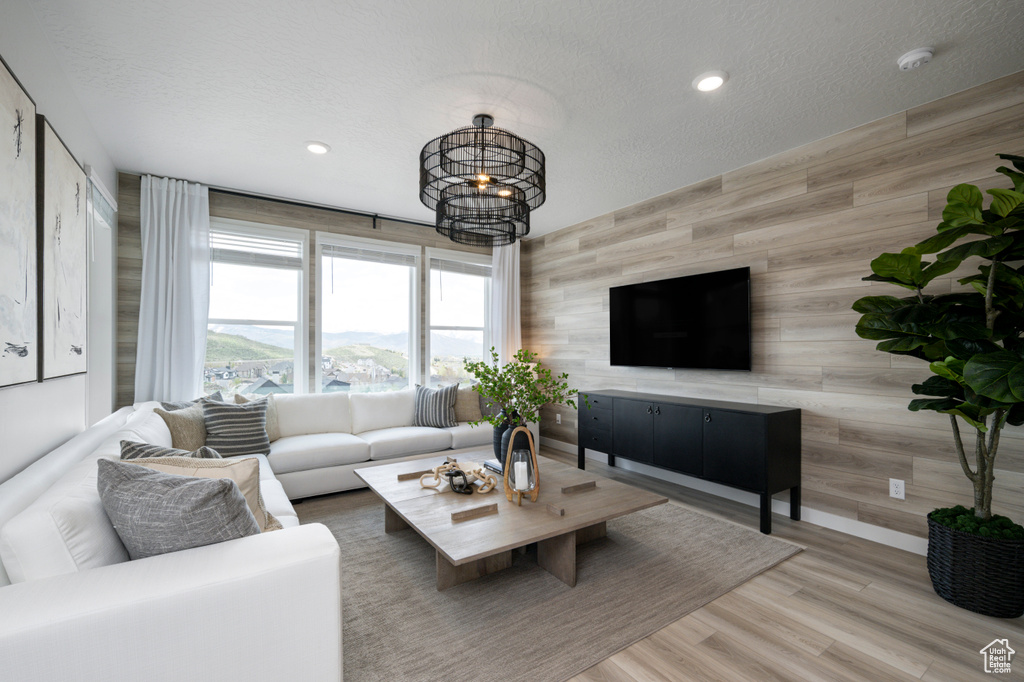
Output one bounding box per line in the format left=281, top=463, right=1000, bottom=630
left=115, top=172, right=487, bottom=408
left=521, top=70, right=1024, bottom=539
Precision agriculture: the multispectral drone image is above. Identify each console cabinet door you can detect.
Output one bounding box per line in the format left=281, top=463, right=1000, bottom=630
left=613, top=399, right=654, bottom=463
left=653, top=404, right=703, bottom=476
left=702, top=410, right=765, bottom=491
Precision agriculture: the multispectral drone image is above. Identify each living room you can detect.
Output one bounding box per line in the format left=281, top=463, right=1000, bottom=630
left=2, top=1, right=1024, bottom=680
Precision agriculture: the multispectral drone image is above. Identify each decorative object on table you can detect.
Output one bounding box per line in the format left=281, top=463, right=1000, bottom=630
left=419, top=459, right=496, bottom=495
left=465, top=347, right=585, bottom=465
left=0, top=57, right=38, bottom=388
left=852, top=152, right=1024, bottom=618
left=418, top=113, right=546, bottom=246
left=38, top=117, right=88, bottom=380
left=503, top=426, right=539, bottom=506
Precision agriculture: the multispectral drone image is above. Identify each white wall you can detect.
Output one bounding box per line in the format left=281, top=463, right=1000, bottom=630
left=0, top=2, right=117, bottom=482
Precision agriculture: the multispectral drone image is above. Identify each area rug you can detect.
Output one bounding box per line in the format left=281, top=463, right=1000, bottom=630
left=297, top=490, right=801, bottom=682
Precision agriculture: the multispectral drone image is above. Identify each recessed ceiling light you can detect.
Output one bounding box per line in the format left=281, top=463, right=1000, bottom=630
left=306, top=141, right=331, bottom=154
left=692, top=71, right=728, bottom=92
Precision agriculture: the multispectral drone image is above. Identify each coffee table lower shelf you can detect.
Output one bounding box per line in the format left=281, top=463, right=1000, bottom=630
left=384, top=503, right=608, bottom=591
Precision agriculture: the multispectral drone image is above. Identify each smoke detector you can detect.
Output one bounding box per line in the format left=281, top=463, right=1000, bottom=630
left=897, top=48, right=933, bottom=71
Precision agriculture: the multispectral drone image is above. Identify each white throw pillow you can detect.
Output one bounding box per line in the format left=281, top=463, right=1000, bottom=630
left=350, top=388, right=416, bottom=434
left=274, top=393, right=353, bottom=437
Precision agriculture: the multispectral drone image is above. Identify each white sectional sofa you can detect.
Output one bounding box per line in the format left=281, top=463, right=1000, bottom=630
left=266, top=387, right=494, bottom=499
left=0, top=387, right=501, bottom=681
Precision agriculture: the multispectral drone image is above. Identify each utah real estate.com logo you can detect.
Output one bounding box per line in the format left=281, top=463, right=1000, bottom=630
left=980, top=639, right=1015, bottom=674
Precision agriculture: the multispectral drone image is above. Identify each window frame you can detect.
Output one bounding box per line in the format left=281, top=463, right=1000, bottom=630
left=314, top=232, right=422, bottom=393
left=425, top=247, right=492, bottom=386
left=206, top=217, right=310, bottom=395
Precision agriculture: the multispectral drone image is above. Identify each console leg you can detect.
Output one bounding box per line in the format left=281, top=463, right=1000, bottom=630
left=790, top=485, right=801, bottom=521
left=760, top=493, right=771, bottom=534
left=577, top=442, right=585, bottom=470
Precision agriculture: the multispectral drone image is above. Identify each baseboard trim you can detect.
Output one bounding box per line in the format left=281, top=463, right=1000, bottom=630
left=539, top=437, right=928, bottom=556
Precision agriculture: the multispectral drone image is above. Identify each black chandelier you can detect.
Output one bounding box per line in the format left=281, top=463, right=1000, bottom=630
left=419, top=114, right=546, bottom=246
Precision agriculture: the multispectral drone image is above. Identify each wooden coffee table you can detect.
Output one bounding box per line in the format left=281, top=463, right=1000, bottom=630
left=355, top=450, right=667, bottom=590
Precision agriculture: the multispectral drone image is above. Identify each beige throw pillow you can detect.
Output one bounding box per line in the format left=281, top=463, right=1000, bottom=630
left=235, top=393, right=281, bottom=442
left=154, top=405, right=207, bottom=451
left=455, top=385, right=483, bottom=423
left=129, top=456, right=282, bottom=532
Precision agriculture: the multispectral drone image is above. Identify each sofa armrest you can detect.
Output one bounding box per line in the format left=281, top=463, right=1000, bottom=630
left=0, top=523, right=342, bottom=682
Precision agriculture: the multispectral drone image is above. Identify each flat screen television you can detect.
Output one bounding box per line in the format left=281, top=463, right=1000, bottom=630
left=609, top=267, right=751, bottom=371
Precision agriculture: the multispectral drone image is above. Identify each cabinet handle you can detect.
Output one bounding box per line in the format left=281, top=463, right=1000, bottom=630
left=654, top=407, right=661, bottom=415
left=704, top=413, right=712, bottom=423
left=592, top=436, right=598, bottom=441
left=593, top=416, right=598, bottom=420
left=646, top=406, right=653, bottom=414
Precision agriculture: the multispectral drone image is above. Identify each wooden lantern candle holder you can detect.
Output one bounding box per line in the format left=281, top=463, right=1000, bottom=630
left=503, top=426, right=540, bottom=505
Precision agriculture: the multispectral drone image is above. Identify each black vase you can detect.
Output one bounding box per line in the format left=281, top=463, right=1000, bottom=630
left=492, top=410, right=522, bottom=465
left=499, top=423, right=532, bottom=469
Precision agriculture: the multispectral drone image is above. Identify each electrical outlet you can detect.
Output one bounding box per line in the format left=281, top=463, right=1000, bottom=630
left=556, top=413, right=561, bottom=425
left=889, top=478, right=905, bottom=500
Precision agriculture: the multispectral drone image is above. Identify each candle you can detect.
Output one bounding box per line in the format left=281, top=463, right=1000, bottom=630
left=514, top=461, right=529, bottom=491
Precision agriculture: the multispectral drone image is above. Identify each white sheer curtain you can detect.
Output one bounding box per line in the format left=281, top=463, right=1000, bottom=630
left=134, top=176, right=210, bottom=402
left=491, top=241, right=521, bottom=364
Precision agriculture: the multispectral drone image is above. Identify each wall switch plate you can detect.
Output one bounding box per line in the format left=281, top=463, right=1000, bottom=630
left=889, top=478, right=905, bottom=500
left=556, top=414, right=561, bottom=425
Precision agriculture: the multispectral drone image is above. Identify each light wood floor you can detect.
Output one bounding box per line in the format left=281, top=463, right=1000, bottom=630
left=539, top=449, right=1024, bottom=682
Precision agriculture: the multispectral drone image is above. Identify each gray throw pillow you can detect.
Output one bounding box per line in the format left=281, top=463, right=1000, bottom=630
left=120, top=440, right=221, bottom=460
left=96, top=459, right=260, bottom=560
left=202, top=398, right=270, bottom=456
left=159, top=391, right=224, bottom=412
left=413, top=384, right=458, bottom=428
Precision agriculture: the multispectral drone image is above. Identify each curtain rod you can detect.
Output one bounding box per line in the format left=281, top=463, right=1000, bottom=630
left=208, top=187, right=435, bottom=230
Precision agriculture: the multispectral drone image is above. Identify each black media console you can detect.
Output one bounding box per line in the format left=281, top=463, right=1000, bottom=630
left=577, top=390, right=801, bottom=534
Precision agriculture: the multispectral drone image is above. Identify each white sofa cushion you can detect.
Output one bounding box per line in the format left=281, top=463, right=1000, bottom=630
left=361, top=426, right=453, bottom=460
left=274, top=393, right=353, bottom=437
left=350, top=389, right=415, bottom=434
left=446, top=422, right=491, bottom=449
left=268, top=433, right=370, bottom=474
left=0, top=457, right=128, bottom=583
left=260, top=478, right=300, bottom=528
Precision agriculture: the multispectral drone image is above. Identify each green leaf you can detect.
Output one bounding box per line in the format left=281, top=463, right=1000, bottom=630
left=928, top=308, right=990, bottom=340
left=851, top=295, right=907, bottom=315
left=909, top=397, right=959, bottom=412
left=944, top=338, right=1002, bottom=361
left=963, top=350, right=1024, bottom=403
left=937, top=235, right=1013, bottom=262
left=943, top=202, right=984, bottom=227
left=987, top=188, right=1024, bottom=218
left=940, top=407, right=988, bottom=431
left=948, top=183, right=984, bottom=208
left=930, top=356, right=966, bottom=382
left=996, top=165, right=1024, bottom=193
left=997, top=153, right=1024, bottom=173
left=870, top=252, right=923, bottom=287
left=877, top=336, right=931, bottom=352
left=1006, top=403, right=1024, bottom=426
left=912, top=375, right=961, bottom=397
left=908, top=228, right=966, bottom=255
left=921, top=258, right=962, bottom=282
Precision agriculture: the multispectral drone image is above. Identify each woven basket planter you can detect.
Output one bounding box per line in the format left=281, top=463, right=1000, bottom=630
left=926, top=512, right=1024, bottom=618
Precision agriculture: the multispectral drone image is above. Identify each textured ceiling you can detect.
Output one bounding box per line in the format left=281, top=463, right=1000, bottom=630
left=27, top=0, right=1024, bottom=237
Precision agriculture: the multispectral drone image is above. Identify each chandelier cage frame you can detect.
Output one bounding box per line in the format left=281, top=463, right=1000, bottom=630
left=419, top=115, right=546, bottom=246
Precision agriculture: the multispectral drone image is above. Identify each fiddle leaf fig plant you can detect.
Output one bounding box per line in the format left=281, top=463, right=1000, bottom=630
left=853, top=153, right=1024, bottom=524
left=464, top=347, right=583, bottom=428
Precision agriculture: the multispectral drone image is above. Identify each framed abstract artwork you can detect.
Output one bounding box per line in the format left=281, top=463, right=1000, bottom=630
left=0, top=56, right=37, bottom=388
left=38, top=117, right=88, bottom=379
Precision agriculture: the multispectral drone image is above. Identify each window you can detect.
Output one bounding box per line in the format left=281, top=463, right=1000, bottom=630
left=205, top=220, right=308, bottom=399
left=317, top=234, right=419, bottom=393
left=426, top=249, right=491, bottom=387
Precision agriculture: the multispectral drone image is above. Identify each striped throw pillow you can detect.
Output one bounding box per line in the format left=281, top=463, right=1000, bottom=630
left=413, top=384, right=458, bottom=428
left=202, top=398, right=270, bottom=457
left=120, top=440, right=222, bottom=460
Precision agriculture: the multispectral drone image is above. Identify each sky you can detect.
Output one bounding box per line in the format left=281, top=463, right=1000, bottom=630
left=208, top=258, right=487, bottom=334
